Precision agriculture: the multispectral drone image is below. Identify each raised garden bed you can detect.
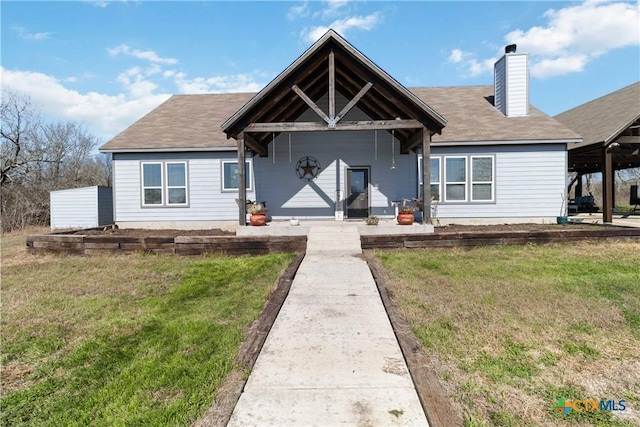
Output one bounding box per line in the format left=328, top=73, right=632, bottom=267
left=362, top=224, right=640, bottom=249
left=26, top=230, right=306, bottom=256
left=26, top=224, right=640, bottom=255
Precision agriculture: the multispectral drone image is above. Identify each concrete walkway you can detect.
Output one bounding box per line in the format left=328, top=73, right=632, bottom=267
left=228, top=225, right=428, bottom=426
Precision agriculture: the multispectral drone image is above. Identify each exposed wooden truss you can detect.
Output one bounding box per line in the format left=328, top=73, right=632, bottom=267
left=223, top=32, right=445, bottom=156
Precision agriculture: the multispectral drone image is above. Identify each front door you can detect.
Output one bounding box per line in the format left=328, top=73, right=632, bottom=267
left=346, top=168, right=369, bottom=218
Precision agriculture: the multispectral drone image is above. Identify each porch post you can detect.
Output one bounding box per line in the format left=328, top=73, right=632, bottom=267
left=602, top=146, right=613, bottom=223
left=238, top=132, right=246, bottom=226
left=421, top=128, right=431, bottom=225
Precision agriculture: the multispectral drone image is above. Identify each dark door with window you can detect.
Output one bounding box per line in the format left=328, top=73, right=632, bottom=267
left=346, top=168, right=369, bottom=218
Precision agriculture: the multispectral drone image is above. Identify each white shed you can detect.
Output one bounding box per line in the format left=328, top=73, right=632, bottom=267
left=50, top=186, right=113, bottom=230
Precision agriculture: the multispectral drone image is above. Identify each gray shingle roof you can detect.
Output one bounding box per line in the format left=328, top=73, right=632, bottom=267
left=100, top=86, right=580, bottom=152
left=554, top=81, right=640, bottom=149
left=411, top=86, right=580, bottom=145
left=100, top=93, right=255, bottom=152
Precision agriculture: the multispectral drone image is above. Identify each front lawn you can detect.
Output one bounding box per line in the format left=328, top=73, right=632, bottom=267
left=376, top=240, right=639, bottom=427
left=1, top=230, right=294, bottom=425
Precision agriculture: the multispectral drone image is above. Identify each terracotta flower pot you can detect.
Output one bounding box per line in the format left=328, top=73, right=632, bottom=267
left=250, top=213, right=267, bottom=226
left=397, top=212, right=414, bottom=225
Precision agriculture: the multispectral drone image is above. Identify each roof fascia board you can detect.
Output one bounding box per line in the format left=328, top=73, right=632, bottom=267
left=100, top=147, right=237, bottom=154
left=221, top=31, right=336, bottom=132
left=433, top=138, right=581, bottom=147
left=605, top=112, right=640, bottom=144
left=330, top=33, right=447, bottom=128
left=221, top=30, right=446, bottom=133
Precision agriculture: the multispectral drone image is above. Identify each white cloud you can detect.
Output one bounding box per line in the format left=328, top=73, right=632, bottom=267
left=530, top=55, right=589, bottom=79
left=107, top=44, right=178, bottom=65
left=447, top=49, right=498, bottom=77
left=287, top=1, right=309, bottom=20
left=320, top=0, right=349, bottom=18
left=12, top=26, right=51, bottom=41
left=0, top=63, right=269, bottom=141
left=1, top=67, right=170, bottom=142
left=448, top=49, right=464, bottom=63
left=173, top=72, right=267, bottom=94
left=302, top=12, right=382, bottom=42
left=450, top=0, right=640, bottom=79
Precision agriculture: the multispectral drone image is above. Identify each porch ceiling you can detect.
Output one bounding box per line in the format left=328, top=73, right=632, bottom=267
left=569, top=142, right=640, bottom=174
left=569, top=122, right=640, bottom=174
left=222, top=30, right=446, bottom=155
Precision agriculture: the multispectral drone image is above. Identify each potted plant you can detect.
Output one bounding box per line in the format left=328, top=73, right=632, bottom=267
left=397, top=205, right=415, bottom=225
left=557, top=192, right=568, bottom=225
left=247, top=202, right=268, bottom=226
left=364, top=214, right=379, bottom=225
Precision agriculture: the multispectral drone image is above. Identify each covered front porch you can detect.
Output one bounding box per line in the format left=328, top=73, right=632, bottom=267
left=222, top=30, right=446, bottom=227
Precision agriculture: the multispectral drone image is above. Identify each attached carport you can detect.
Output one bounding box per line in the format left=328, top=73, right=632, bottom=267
left=555, top=82, right=640, bottom=223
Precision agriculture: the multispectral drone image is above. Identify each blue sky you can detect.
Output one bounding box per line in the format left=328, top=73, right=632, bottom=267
left=2, top=1, right=639, bottom=142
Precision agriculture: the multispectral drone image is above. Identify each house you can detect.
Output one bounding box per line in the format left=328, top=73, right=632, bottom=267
left=99, top=30, right=580, bottom=229
left=555, top=81, right=640, bottom=222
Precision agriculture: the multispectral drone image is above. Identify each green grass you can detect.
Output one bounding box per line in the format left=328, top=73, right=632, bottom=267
left=376, top=240, right=640, bottom=426
left=1, top=244, right=294, bottom=426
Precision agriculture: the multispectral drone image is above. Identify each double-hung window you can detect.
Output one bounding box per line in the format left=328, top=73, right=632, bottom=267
left=141, top=161, right=188, bottom=206
left=421, top=155, right=495, bottom=203
left=417, top=156, right=441, bottom=201
left=222, top=160, right=253, bottom=191
left=471, top=156, right=494, bottom=201
left=444, top=157, right=467, bottom=202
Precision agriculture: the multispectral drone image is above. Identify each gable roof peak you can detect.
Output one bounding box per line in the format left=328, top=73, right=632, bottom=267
left=221, top=30, right=446, bottom=139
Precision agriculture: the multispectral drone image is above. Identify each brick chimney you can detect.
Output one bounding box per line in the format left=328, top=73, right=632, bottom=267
left=494, top=44, right=529, bottom=117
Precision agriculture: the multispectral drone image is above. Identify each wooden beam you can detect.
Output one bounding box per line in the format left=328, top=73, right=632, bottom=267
left=421, top=129, right=431, bottom=225
left=402, top=130, right=423, bottom=154
left=602, top=147, right=613, bottom=223
left=244, top=133, right=267, bottom=157
left=238, top=133, right=246, bottom=226
left=616, top=136, right=640, bottom=144
left=246, top=119, right=422, bottom=133
left=328, top=51, right=335, bottom=121
left=291, top=84, right=329, bottom=124
left=335, top=82, right=373, bottom=123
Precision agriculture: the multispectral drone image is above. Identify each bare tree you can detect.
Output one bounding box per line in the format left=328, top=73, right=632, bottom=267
left=1, top=91, right=111, bottom=232
left=0, top=91, right=42, bottom=186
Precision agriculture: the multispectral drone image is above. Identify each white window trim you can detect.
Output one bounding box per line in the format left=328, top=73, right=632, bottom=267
left=221, top=160, right=254, bottom=192
left=444, top=156, right=468, bottom=202
left=165, top=161, right=189, bottom=206
left=140, top=161, right=189, bottom=207
left=417, top=155, right=442, bottom=202
left=470, top=156, right=495, bottom=202
left=141, top=162, right=164, bottom=207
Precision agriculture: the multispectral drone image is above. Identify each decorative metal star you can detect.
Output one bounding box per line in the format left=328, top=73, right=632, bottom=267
left=296, top=156, right=321, bottom=181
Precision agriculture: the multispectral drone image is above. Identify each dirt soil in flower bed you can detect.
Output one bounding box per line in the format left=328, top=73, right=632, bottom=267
left=60, top=223, right=612, bottom=238
left=67, top=228, right=235, bottom=237
left=433, top=222, right=611, bottom=233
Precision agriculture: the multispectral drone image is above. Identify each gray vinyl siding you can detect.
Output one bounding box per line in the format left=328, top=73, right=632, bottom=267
left=494, top=57, right=506, bottom=114
left=505, top=54, right=529, bottom=117
left=255, top=129, right=415, bottom=219
left=255, top=95, right=414, bottom=219
left=431, top=144, right=567, bottom=218
left=110, top=91, right=566, bottom=224
left=494, top=53, right=529, bottom=117
left=50, top=186, right=112, bottom=229
left=112, top=152, right=254, bottom=223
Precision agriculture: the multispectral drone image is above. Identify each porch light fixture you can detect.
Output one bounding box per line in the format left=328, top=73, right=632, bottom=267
left=390, top=129, right=396, bottom=169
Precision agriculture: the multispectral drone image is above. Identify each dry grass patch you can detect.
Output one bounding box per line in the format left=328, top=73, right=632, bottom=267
left=376, top=241, right=640, bottom=427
